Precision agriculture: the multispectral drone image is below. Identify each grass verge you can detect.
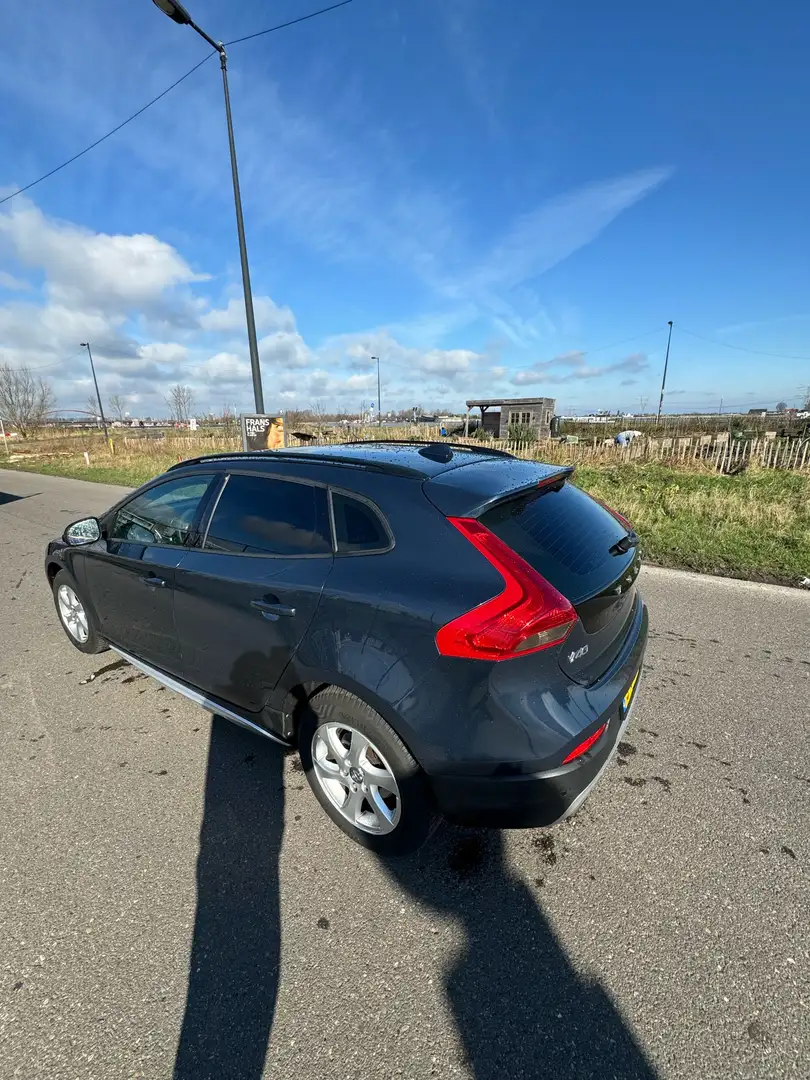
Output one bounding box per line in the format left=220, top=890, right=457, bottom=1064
left=3, top=454, right=809, bottom=588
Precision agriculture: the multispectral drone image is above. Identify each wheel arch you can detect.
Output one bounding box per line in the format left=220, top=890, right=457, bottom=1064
left=277, top=673, right=425, bottom=767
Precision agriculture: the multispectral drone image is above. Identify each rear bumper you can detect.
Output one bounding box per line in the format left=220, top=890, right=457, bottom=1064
left=430, top=690, right=639, bottom=828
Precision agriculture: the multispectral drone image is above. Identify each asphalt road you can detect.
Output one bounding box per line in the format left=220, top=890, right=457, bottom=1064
left=1, top=467, right=808, bottom=1080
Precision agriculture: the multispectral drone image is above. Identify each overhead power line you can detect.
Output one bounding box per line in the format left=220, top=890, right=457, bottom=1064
left=0, top=0, right=360, bottom=209
left=679, top=328, right=810, bottom=362
left=225, top=0, right=356, bottom=46
left=0, top=55, right=214, bottom=208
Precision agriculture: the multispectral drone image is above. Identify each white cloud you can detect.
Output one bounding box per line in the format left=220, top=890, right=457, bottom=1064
left=511, top=352, right=649, bottom=386
left=200, top=296, right=295, bottom=335
left=259, top=331, right=311, bottom=370
left=0, top=270, right=29, bottom=291
left=0, top=201, right=207, bottom=313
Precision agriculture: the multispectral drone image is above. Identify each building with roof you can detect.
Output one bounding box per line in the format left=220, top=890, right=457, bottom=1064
left=464, top=397, right=556, bottom=439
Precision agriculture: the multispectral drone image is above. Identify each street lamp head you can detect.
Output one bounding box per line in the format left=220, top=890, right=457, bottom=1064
left=79, top=342, right=88, bottom=347
left=151, top=0, right=193, bottom=25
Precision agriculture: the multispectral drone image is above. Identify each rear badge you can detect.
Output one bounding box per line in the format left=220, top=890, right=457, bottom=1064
left=568, top=644, right=589, bottom=664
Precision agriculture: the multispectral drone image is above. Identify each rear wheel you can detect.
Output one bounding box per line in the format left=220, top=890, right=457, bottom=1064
left=298, top=686, right=440, bottom=856
left=52, top=570, right=107, bottom=654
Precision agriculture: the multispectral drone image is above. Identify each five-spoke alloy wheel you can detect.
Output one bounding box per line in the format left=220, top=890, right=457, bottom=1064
left=312, top=722, right=401, bottom=835
left=299, top=685, right=439, bottom=855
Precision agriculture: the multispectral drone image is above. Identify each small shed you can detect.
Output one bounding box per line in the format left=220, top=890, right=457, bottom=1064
left=464, top=397, right=556, bottom=439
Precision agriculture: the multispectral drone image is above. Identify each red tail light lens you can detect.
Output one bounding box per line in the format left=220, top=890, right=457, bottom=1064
left=562, top=722, right=608, bottom=765
left=435, top=517, right=577, bottom=661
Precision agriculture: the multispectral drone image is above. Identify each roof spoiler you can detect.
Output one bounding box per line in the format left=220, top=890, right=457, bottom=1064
left=423, top=458, right=575, bottom=518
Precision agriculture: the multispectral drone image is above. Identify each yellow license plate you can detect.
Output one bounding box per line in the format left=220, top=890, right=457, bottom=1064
left=622, top=669, right=640, bottom=713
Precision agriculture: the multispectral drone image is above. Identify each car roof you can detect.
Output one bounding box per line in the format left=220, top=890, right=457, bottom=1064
left=171, top=440, right=515, bottom=480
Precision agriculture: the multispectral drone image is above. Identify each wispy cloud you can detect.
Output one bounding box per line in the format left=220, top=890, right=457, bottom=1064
left=511, top=351, right=649, bottom=386
left=439, top=0, right=504, bottom=135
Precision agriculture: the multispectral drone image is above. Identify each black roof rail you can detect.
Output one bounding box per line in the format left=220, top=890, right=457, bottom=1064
left=346, top=438, right=515, bottom=459
left=167, top=450, right=267, bottom=471
left=168, top=448, right=423, bottom=479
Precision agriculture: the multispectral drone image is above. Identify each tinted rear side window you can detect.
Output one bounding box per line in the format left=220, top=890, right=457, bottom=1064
left=480, top=482, right=632, bottom=604
left=204, top=475, right=331, bottom=556
left=332, top=492, right=390, bottom=553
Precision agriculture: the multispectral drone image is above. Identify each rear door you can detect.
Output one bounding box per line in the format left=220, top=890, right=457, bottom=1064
left=83, top=473, right=217, bottom=672
left=174, top=472, right=334, bottom=713
left=479, top=481, right=639, bottom=684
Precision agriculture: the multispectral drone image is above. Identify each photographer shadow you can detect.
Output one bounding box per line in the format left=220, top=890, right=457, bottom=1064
left=173, top=715, right=285, bottom=1080
left=381, top=825, right=658, bottom=1080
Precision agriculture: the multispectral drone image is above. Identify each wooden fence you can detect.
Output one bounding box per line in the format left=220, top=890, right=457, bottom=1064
left=287, top=430, right=810, bottom=472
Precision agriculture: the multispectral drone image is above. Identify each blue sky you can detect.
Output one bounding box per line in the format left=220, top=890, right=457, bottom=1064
left=1, top=0, right=809, bottom=418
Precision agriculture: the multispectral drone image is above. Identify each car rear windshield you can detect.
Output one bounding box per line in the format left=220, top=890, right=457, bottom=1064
left=480, top=482, right=634, bottom=605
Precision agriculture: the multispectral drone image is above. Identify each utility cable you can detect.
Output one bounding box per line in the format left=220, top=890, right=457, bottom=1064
left=0, top=1, right=361, bottom=208
left=679, top=328, right=810, bottom=362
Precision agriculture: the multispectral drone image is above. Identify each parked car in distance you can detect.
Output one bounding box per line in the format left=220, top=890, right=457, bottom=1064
left=46, top=441, right=647, bottom=854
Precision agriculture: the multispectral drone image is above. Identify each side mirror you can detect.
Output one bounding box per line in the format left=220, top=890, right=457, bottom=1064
left=63, top=517, right=101, bottom=545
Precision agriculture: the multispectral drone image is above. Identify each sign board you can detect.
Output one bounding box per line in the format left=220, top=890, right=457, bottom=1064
left=188, top=417, right=198, bottom=431
left=240, top=413, right=286, bottom=452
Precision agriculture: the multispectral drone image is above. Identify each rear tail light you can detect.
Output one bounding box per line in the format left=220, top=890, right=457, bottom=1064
left=562, top=722, right=608, bottom=765
left=595, top=497, right=632, bottom=531
left=435, top=517, right=577, bottom=661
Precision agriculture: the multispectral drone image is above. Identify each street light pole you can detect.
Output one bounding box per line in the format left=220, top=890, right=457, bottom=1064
left=656, top=320, right=674, bottom=423
left=80, top=343, right=109, bottom=443
left=370, top=356, right=381, bottom=425
left=151, top=0, right=265, bottom=413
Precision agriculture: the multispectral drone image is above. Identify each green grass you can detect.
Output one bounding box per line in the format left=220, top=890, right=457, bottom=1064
left=575, top=463, right=810, bottom=586
left=2, top=455, right=177, bottom=487
left=4, top=454, right=809, bottom=587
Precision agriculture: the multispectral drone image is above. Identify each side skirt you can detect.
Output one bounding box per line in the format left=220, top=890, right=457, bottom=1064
left=110, top=646, right=291, bottom=748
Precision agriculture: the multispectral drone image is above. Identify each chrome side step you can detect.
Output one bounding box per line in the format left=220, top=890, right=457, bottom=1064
left=110, top=646, right=291, bottom=748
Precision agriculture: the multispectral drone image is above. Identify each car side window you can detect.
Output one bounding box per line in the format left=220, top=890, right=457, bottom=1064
left=203, top=474, right=332, bottom=556
left=331, top=491, right=390, bottom=553
left=110, top=475, right=215, bottom=547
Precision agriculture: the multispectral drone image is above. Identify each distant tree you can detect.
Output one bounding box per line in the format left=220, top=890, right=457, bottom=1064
left=108, top=394, right=126, bottom=421
left=166, top=384, right=194, bottom=423
left=775, top=401, right=788, bottom=413
left=0, top=363, right=55, bottom=437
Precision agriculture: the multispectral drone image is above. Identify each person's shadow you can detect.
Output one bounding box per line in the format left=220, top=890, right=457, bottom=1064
left=174, top=700, right=656, bottom=1080
left=173, top=716, right=285, bottom=1080
left=381, top=825, right=658, bottom=1080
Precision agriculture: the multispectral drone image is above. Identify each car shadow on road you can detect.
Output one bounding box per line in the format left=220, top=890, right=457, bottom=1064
left=173, top=716, right=285, bottom=1080
left=380, top=825, right=658, bottom=1080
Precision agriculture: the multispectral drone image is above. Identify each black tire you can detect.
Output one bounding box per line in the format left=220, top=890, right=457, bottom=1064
left=298, top=686, right=441, bottom=856
left=52, top=569, right=108, bottom=654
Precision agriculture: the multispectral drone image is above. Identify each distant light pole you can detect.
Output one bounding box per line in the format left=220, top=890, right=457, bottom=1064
left=80, top=343, right=109, bottom=442
left=371, top=356, right=381, bottom=424
left=151, top=0, right=265, bottom=413
left=656, top=320, right=674, bottom=423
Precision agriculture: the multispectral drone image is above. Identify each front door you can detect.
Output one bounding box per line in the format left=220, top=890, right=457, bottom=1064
left=82, top=473, right=217, bottom=673
left=174, top=472, right=334, bottom=713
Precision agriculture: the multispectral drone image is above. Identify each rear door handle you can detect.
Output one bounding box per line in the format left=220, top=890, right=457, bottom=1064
left=141, top=574, right=167, bottom=588
left=251, top=599, right=296, bottom=619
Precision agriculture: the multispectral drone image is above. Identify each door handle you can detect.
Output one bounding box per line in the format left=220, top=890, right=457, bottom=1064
left=251, top=599, right=296, bottom=619
left=141, top=574, right=167, bottom=588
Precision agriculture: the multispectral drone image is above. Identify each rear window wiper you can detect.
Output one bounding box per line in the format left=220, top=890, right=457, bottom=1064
left=609, top=531, right=639, bottom=556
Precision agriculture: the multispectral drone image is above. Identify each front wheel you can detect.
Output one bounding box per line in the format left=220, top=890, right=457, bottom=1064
left=52, top=569, right=108, bottom=654
left=298, top=686, right=440, bottom=856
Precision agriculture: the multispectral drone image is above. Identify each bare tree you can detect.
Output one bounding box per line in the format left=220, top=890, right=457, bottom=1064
left=0, top=363, right=55, bottom=437
left=108, top=394, right=127, bottom=421
left=166, top=384, right=194, bottom=423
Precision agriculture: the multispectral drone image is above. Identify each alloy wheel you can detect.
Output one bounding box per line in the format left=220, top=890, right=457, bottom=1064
left=311, top=722, right=402, bottom=834
left=57, top=584, right=89, bottom=644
